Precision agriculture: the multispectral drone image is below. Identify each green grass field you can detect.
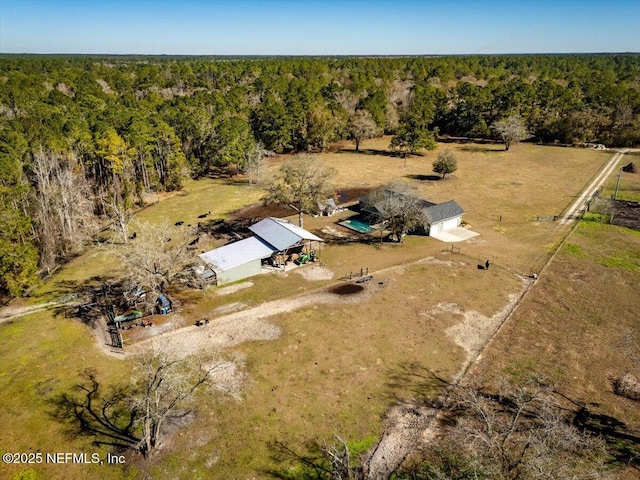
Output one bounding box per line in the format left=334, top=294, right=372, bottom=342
left=0, top=310, right=132, bottom=480
left=472, top=220, right=640, bottom=478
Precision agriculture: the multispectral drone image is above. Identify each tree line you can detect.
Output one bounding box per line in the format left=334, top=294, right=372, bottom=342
left=1, top=54, right=639, bottom=299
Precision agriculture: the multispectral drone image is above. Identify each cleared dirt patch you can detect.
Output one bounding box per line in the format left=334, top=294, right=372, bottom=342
left=295, top=266, right=334, bottom=281
left=215, top=281, right=253, bottom=295
left=127, top=279, right=385, bottom=361
left=207, top=356, right=250, bottom=401
left=444, top=293, right=524, bottom=364
left=611, top=200, right=640, bottom=230
left=229, top=187, right=371, bottom=222
left=212, top=301, right=247, bottom=315
left=231, top=202, right=296, bottom=221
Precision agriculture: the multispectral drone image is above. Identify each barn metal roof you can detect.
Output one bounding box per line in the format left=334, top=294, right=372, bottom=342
left=199, top=236, right=275, bottom=272
left=249, top=217, right=323, bottom=251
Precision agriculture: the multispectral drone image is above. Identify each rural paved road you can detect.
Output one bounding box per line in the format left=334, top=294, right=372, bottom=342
left=559, top=148, right=629, bottom=225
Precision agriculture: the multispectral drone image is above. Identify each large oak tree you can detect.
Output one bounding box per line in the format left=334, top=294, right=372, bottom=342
left=266, top=154, right=336, bottom=228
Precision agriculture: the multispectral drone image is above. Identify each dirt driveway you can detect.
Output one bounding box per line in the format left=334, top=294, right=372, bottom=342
left=126, top=271, right=367, bottom=359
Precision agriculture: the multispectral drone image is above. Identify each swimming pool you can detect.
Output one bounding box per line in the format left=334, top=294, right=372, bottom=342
left=339, top=218, right=376, bottom=234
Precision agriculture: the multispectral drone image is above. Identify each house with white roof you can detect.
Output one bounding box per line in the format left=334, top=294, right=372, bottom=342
left=199, top=217, right=323, bottom=285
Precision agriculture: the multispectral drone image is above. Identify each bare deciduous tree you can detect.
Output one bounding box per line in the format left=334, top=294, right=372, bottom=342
left=32, top=148, right=95, bottom=268
left=102, top=219, right=195, bottom=294
left=131, top=352, right=218, bottom=456
left=610, top=330, right=640, bottom=401
left=243, top=142, right=268, bottom=186
left=52, top=353, right=220, bottom=458
left=101, top=192, right=131, bottom=244
left=388, top=77, right=414, bottom=109
left=419, top=379, right=613, bottom=480
left=492, top=115, right=529, bottom=151
left=265, top=154, right=336, bottom=228
left=270, top=435, right=364, bottom=480
left=367, top=183, right=427, bottom=243
left=335, top=90, right=360, bottom=116
left=348, top=110, right=379, bottom=152
left=320, top=435, right=362, bottom=480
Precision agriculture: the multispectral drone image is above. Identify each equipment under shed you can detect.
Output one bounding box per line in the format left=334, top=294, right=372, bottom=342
left=199, top=217, right=323, bottom=286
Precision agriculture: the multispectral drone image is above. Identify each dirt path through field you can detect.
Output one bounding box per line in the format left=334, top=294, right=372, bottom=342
left=123, top=280, right=376, bottom=359
left=364, top=149, right=634, bottom=479
left=363, top=286, right=529, bottom=479
left=559, top=148, right=628, bottom=225
left=101, top=260, right=431, bottom=359
left=0, top=300, right=67, bottom=324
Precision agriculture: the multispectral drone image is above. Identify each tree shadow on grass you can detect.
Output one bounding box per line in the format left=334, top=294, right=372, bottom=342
left=196, top=217, right=253, bottom=240
left=438, top=136, right=501, bottom=146
left=565, top=400, right=640, bottom=470
left=405, top=174, right=442, bottom=181
left=319, top=233, right=377, bottom=247
left=458, top=145, right=505, bottom=153
left=49, top=276, right=143, bottom=328
left=263, top=440, right=333, bottom=479
left=47, top=369, right=140, bottom=453
left=452, top=383, right=640, bottom=471
left=221, top=177, right=250, bottom=186
left=553, top=391, right=640, bottom=445
left=381, top=361, right=450, bottom=407
left=264, top=437, right=366, bottom=479
left=340, top=148, right=425, bottom=159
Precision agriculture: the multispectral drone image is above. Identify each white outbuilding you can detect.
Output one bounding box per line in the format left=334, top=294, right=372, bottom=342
left=199, top=217, right=323, bottom=285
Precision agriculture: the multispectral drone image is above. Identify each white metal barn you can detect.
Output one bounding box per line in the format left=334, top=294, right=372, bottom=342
left=199, top=217, right=323, bottom=285
left=199, top=236, right=275, bottom=286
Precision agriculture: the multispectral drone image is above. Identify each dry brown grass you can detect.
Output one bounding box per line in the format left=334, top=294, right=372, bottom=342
left=0, top=140, right=623, bottom=480
left=143, top=252, right=523, bottom=478
left=268, top=137, right=611, bottom=274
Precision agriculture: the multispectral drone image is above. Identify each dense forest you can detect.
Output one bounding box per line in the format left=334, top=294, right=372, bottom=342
left=1, top=54, right=639, bottom=299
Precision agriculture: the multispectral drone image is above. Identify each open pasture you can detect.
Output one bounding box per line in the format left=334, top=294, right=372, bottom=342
left=319, top=137, right=612, bottom=272
left=142, top=253, right=524, bottom=478
left=471, top=219, right=640, bottom=478
left=0, top=141, right=621, bottom=479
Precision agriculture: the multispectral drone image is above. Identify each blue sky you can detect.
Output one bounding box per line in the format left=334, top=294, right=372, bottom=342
left=0, top=0, right=638, bottom=55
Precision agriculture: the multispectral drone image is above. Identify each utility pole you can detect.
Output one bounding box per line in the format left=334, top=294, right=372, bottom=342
left=613, top=168, right=622, bottom=201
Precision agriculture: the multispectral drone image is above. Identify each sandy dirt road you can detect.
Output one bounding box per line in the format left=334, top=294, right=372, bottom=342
left=559, top=149, right=629, bottom=225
